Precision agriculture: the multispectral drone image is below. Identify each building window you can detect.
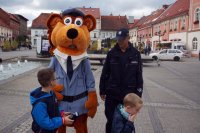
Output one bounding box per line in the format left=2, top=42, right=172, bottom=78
left=192, top=37, right=198, bottom=50
left=174, top=19, right=178, bottom=31
left=43, top=30, right=47, bottom=35
left=170, top=21, right=173, bottom=31
left=94, top=33, right=96, bottom=38
left=102, top=33, right=105, bottom=38
left=34, top=39, right=37, bottom=45
left=164, top=22, right=167, bottom=31
left=181, top=17, right=185, bottom=29
left=158, top=25, right=160, bottom=32
left=35, top=31, right=38, bottom=36
left=195, top=8, right=200, bottom=21
left=110, top=33, right=112, bottom=38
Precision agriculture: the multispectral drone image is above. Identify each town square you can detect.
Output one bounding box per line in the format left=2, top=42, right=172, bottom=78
left=0, top=0, right=200, bottom=133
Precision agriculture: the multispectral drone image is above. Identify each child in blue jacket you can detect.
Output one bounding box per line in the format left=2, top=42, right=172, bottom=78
left=30, top=68, right=73, bottom=133
left=111, top=93, right=143, bottom=133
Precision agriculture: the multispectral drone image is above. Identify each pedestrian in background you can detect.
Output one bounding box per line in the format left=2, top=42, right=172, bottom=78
left=144, top=46, right=148, bottom=56
left=148, top=45, right=151, bottom=55
left=99, top=28, right=143, bottom=133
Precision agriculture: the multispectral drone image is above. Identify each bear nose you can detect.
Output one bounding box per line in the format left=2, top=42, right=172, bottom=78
left=67, top=28, right=78, bottom=39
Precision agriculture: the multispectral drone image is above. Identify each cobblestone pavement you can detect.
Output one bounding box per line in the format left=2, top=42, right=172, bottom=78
left=0, top=56, right=200, bottom=132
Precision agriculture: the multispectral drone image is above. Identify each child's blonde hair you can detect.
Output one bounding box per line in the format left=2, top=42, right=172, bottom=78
left=123, top=93, right=143, bottom=107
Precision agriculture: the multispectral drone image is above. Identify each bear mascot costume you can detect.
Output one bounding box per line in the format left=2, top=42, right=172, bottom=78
left=47, top=8, right=98, bottom=133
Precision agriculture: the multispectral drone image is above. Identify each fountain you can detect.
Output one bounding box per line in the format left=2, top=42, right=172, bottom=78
left=0, top=60, right=43, bottom=81
left=8, top=63, right=12, bottom=70
left=0, top=64, right=3, bottom=72
left=17, top=60, right=22, bottom=66
left=24, top=60, right=28, bottom=64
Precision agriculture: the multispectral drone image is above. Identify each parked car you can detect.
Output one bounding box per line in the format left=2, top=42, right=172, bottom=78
left=149, top=49, right=183, bottom=61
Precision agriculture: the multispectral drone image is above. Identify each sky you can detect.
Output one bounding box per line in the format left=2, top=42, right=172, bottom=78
left=0, top=0, right=176, bottom=27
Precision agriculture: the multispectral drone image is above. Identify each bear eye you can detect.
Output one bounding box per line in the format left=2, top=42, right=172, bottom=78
left=74, top=18, right=83, bottom=26
left=64, top=17, right=72, bottom=25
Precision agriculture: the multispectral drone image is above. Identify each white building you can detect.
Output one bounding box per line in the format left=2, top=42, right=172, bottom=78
left=100, top=15, right=129, bottom=49
left=31, top=13, right=50, bottom=48
left=0, top=26, right=12, bottom=41
left=78, top=7, right=101, bottom=41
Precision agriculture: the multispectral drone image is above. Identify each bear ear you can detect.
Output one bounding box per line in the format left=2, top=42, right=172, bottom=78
left=84, top=15, right=96, bottom=31
left=46, top=14, right=62, bottom=30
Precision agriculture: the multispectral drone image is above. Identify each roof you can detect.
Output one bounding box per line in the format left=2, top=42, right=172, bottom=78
left=31, top=8, right=100, bottom=29
left=155, top=0, right=190, bottom=23
left=78, top=7, right=100, bottom=19
left=31, top=13, right=51, bottom=29
left=9, top=13, right=20, bottom=23
left=0, top=19, right=10, bottom=28
left=0, top=8, right=10, bottom=26
left=139, top=8, right=166, bottom=28
left=101, top=15, right=129, bottom=30
left=129, top=19, right=139, bottom=29
left=15, top=14, right=29, bottom=21
left=134, top=16, right=149, bottom=28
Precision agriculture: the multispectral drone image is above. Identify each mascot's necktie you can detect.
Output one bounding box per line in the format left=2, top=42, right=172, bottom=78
left=67, top=56, right=73, bottom=80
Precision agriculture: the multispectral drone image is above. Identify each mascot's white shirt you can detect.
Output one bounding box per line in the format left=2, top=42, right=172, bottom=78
left=53, top=48, right=88, bottom=73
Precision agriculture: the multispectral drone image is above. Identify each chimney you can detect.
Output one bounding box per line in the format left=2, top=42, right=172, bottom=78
left=163, top=5, right=169, bottom=9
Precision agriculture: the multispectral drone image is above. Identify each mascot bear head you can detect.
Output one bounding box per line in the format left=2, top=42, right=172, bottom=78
left=47, top=8, right=96, bottom=56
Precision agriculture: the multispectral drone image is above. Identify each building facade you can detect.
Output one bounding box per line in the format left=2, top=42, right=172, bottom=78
left=188, top=0, right=200, bottom=56
left=15, top=14, right=29, bottom=36
left=129, top=19, right=139, bottom=46
left=31, top=13, right=50, bottom=48
left=9, top=14, right=20, bottom=40
left=0, top=8, right=28, bottom=44
left=129, top=0, right=200, bottom=57
left=0, top=8, right=12, bottom=41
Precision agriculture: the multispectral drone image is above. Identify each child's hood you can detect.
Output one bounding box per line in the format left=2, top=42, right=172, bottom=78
left=30, top=87, right=53, bottom=105
left=118, top=104, right=130, bottom=120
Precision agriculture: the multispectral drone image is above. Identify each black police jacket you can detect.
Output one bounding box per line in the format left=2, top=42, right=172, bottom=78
left=99, top=43, right=143, bottom=101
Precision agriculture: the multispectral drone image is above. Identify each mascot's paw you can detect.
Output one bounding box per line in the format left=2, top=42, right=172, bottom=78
left=52, top=84, right=64, bottom=101
left=87, top=106, right=97, bottom=118
left=85, top=91, right=98, bottom=118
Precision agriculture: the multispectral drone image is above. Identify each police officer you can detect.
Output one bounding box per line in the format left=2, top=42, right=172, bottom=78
left=99, top=28, right=143, bottom=133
